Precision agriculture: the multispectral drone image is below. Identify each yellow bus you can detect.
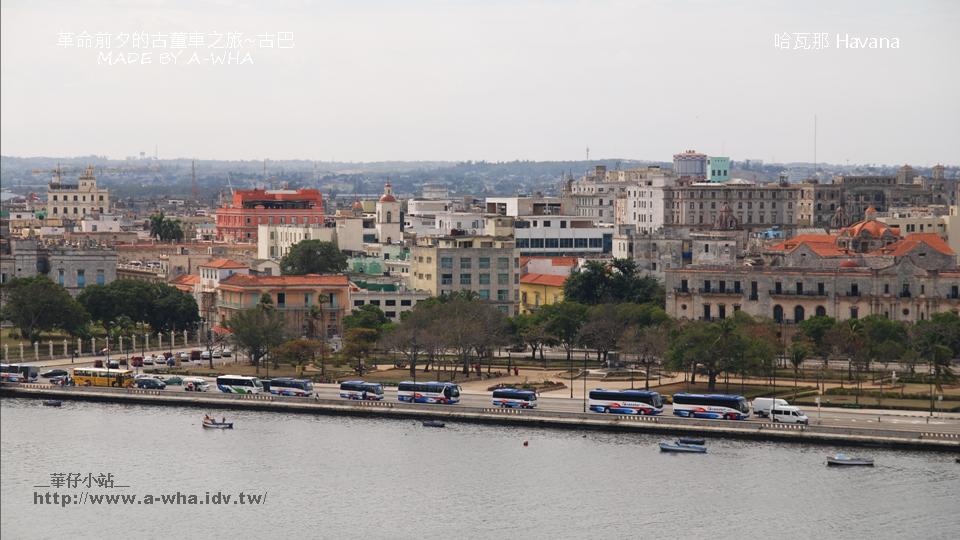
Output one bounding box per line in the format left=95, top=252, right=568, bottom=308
left=72, top=368, right=135, bottom=388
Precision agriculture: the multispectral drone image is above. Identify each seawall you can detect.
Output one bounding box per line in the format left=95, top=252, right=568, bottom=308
left=3, top=384, right=959, bottom=452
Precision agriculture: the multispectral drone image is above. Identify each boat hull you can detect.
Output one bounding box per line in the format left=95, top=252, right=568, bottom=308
left=202, top=422, right=233, bottom=429
left=659, top=442, right=707, bottom=453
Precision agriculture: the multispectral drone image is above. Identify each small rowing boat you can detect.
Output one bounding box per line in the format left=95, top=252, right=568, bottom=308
left=659, top=441, right=707, bottom=453
left=42, top=400, right=63, bottom=407
left=422, top=420, right=446, bottom=428
left=677, top=437, right=705, bottom=445
left=202, top=420, right=233, bottom=429
left=827, top=453, right=873, bottom=467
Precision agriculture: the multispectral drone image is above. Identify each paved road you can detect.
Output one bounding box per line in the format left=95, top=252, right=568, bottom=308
left=107, top=377, right=959, bottom=435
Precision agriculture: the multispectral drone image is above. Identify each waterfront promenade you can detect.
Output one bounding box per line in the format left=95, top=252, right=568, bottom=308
left=3, top=382, right=958, bottom=451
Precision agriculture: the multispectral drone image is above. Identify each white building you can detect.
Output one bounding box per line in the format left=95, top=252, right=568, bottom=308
left=375, top=182, right=402, bottom=244
left=258, top=218, right=364, bottom=260
left=513, top=216, right=612, bottom=256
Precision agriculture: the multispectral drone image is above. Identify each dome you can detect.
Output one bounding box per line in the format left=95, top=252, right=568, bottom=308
left=840, top=259, right=859, bottom=268
left=379, top=181, right=397, bottom=203
left=351, top=199, right=363, bottom=210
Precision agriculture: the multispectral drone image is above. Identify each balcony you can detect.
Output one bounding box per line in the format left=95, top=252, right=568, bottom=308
left=844, top=291, right=861, bottom=297
left=698, top=287, right=742, bottom=296
left=899, top=291, right=912, bottom=298
left=768, top=290, right=829, bottom=298
left=673, top=287, right=692, bottom=295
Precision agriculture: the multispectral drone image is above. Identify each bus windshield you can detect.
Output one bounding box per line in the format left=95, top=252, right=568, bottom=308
left=444, top=385, right=460, bottom=398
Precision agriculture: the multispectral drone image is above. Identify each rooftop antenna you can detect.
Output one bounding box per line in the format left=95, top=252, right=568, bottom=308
left=586, top=146, right=590, bottom=161
left=191, top=159, right=198, bottom=201
left=813, top=114, right=818, bottom=179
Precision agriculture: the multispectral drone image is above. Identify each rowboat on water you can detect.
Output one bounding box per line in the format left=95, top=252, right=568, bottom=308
left=826, top=453, right=874, bottom=467
left=202, top=420, right=233, bottom=429
left=42, top=400, right=63, bottom=407
left=677, top=437, right=705, bottom=445
left=659, top=441, right=707, bottom=453
left=422, top=420, right=446, bottom=428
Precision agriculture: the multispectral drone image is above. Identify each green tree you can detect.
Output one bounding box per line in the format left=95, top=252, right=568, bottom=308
left=798, top=315, right=836, bottom=358
left=787, top=339, right=812, bottom=399
left=563, top=259, right=663, bottom=306
left=579, top=304, right=627, bottom=363
left=280, top=240, right=347, bottom=275
left=619, top=323, right=670, bottom=389
left=148, top=212, right=184, bottom=242
left=0, top=276, right=89, bottom=341
left=78, top=280, right=198, bottom=332
left=272, top=339, right=322, bottom=374
left=225, top=300, right=288, bottom=375
left=344, top=304, right=390, bottom=335
left=540, top=301, right=588, bottom=372
left=343, top=327, right=379, bottom=375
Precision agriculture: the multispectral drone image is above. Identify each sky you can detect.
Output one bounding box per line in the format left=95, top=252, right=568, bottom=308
left=1, top=0, right=958, bottom=165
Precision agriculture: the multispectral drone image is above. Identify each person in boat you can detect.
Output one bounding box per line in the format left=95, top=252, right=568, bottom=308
left=221, top=417, right=226, bottom=424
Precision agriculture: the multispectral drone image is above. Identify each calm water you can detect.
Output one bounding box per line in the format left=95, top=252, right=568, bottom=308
left=1, top=398, right=958, bottom=540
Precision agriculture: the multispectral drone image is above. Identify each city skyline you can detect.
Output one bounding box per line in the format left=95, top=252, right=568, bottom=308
left=1, top=0, right=958, bottom=165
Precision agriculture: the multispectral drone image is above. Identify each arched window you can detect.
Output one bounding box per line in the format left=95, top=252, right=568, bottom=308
left=387, top=211, right=393, bottom=223
left=815, top=305, right=826, bottom=317
left=773, top=305, right=784, bottom=323
left=794, top=305, right=805, bottom=323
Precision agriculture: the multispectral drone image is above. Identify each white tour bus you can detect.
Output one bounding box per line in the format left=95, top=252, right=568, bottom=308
left=216, top=375, right=263, bottom=394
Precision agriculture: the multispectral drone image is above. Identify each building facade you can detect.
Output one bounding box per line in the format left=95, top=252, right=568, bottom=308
left=215, top=188, right=325, bottom=243
left=410, top=235, right=520, bottom=314
left=46, top=166, right=110, bottom=219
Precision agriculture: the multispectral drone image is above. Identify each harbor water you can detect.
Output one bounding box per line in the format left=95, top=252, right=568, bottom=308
left=1, top=398, right=958, bottom=539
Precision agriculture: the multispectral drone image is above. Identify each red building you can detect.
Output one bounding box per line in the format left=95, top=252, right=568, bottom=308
left=215, top=189, right=324, bottom=242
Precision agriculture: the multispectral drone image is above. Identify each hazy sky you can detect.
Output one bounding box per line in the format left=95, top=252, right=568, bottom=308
left=1, top=0, right=958, bottom=165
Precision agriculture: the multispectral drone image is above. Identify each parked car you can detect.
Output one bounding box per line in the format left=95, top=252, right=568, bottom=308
left=130, top=356, right=144, bottom=367
left=93, top=360, right=104, bottom=368
left=41, top=369, right=68, bottom=379
left=212, top=350, right=222, bottom=358
left=177, top=352, right=189, bottom=361
left=183, top=377, right=210, bottom=392
left=221, top=348, right=232, bottom=357
left=162, top=376, right=184, bottom=386
left=135, top=378, right=166, bottom=390
left=49, top=375, right=74, bottom=386
left=142, top=356, right=155, bottom=365
left=190, top=350, right=202, bottom=361
left=200, top=350, right=212, bottom=360
left=107, top=361, right=120, bottom=369
left=166, top=357, right=176, bottom=367
left=751, top=397, right=790, bottom=418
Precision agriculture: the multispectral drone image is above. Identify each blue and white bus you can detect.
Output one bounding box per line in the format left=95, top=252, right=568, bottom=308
left=269, top=378, right=314, bottom=397
left=216, top=375, right=263, bottom=394
left=339, top=381, right=385, bottom=400
left=491, top=388, right=537, bottom=409
left=0, top=364, right=23, bottom=383
left=671, top=393, right=750, bottom=420
left=397, top=381, right=461, bottom=404
left=588, top=389, right=663, bottom=415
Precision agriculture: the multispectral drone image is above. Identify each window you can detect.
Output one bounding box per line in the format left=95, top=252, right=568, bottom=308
left=76, top=269, right=85, bottom=288
left=96, top=269, right=105, bottom=286
left=680, top=279, right=688, bottom=293
left=850, top=307, right=859, bottom=319
left=588, top=238, right=603, bottom=248
left=460, top=257, right=472, bottom=269
left=441, top=257, right=453, bottom=269
left=479, top=257, right=490, bottom=269
left=354, top=300, right=365, bottom=307
left=441, top=274, right=453, bottom=285
left=498, top=273, right=509, bottom=285
left=545, top=238, right=559, bottom=248
left=479, top=274, right=491, bottom=285
left=58, top=269, right=64, bottom=286
left=400, top=299, right=412, bottom=306
left=497, top=289, right=509, bottom=301
left=479, top=290, right=490, bottom=300
left=277, top=293, right=285, bottom=306
left=386, top=311, right=396, bottom=318
left=497, top=257, right=509, bottom=269
left=460, top=274, right=472, bottom=285
left=370, top=300, right=381, bottom=306
left=386, top=299, right=396, bottom=306
left=574, top=238, right=588, bottom=248
left=559, top=238, right=573, bottom=248
left=530, top=238, right=544, bottom=248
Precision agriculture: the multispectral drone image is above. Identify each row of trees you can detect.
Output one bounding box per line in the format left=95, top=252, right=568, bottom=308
left=0, top=276, right=200, bottom=343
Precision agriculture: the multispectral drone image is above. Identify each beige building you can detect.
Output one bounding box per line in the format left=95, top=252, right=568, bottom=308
left=257, top=218, right=364, bottom=260
left=46, top=166, right=110, bottom=219
left=410, top=235, right=520, bottom=315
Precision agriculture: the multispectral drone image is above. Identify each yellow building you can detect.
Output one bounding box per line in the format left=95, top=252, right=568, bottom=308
left=519, top=273, right=566, bottom=314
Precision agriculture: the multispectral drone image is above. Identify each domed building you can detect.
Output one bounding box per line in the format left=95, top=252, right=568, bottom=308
left=835, top=207, right=900, bottom=253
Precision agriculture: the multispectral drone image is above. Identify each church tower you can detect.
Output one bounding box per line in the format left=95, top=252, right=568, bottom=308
left=375, top=182, right=401, bottom=244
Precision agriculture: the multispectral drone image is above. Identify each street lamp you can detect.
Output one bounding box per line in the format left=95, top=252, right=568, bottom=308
left=582, top=351, right=588, bottom=412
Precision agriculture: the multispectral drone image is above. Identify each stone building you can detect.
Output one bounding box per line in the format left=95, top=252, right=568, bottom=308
left=46, top=165, right=110, bottom=219
left=0, top=238, right=117, bottom=295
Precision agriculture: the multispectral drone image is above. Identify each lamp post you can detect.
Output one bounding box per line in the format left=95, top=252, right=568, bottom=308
left=569, top=349, right=574, bottom=399
left=582, top=350, right=588, bottom=413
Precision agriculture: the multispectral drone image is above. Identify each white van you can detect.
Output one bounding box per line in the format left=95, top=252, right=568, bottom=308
left=751, top=397, right=789, bottom=417
left=770, top=405, right=809, bottom=425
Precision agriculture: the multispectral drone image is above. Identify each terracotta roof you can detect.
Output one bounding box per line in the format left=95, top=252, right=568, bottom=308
left=841, top=219, right=898, bottom=238
left=520, top=273, right=568, bottom=287
left=870, top=233, right=954, bottom=257
left=768, top=234, right=838, bottom=252
left=200, top=258, right=248, bottom=269
left=170, top=274, right=200, bottom=286
left=219, top=274, right=351, bottom=287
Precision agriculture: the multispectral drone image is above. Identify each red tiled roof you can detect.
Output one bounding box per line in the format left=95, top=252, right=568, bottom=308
left=201, top=258, right=248, bottom=269
left=841, top=219, right=899, bottom=238
left=768, top=234, right=838, bottom=252
left=170, top=274, right=200, bottom=286
left=219, top=274, right=350, bottom=287
left=870, top=233, right=954, bottom=257
left=520, top=273, right=568, bottom=287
